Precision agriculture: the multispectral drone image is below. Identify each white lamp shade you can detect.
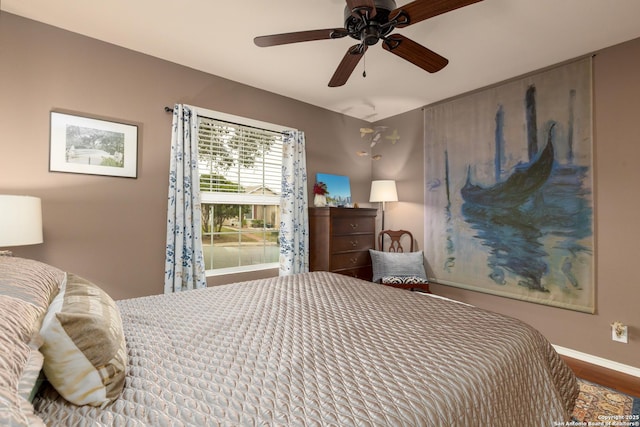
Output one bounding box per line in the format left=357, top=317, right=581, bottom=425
left=369, top=180, right=398, bottom=203
left=0, top=195, right=43, bottom=247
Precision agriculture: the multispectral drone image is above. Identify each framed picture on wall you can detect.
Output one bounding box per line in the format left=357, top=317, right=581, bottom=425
left=49, top=111, right=138, bottom=178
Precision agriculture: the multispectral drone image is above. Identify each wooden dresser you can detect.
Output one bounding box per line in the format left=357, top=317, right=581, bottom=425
left=308, top=207, right=377, bottom=281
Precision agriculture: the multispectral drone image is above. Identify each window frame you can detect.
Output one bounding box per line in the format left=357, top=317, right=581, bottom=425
left=193, top=106, right=290, bottom=277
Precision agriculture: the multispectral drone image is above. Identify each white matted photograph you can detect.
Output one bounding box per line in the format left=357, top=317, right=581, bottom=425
left=49, top=111, right=138, bottom=178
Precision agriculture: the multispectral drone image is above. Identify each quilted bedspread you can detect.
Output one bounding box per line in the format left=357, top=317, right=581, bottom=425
left=33, top=271, right=578, bottom=426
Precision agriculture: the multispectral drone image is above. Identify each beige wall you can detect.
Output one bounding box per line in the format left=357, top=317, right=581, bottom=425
left=0, top=12, right=370, bottom=299
left=2, top=11, right=638, bottom=370
left=370, top=108, right=425, bottom=245
left=374, top=38, right=640, bottom=369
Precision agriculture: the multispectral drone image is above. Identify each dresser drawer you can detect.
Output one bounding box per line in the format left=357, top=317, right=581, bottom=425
left=331, top=251, right=371, bottom=270
left=333, top=266, right=372, bottom=281
left=331, top=235, right=374, bottom=253
left=332, top=217, right=375, bottom=235
left=309, top=207, right=377, bottom=282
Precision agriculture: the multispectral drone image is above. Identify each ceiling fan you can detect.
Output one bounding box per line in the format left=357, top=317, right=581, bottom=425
left=254, top=0, right=484, bottom=87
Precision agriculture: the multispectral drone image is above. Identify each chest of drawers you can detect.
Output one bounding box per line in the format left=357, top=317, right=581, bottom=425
left=308, top=207, right=377, bottom=281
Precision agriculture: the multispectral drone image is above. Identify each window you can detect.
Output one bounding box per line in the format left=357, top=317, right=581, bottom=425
left=195, top=108, right=287, bottom=275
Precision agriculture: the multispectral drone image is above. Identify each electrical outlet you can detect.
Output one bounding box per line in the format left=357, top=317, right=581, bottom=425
left=612, top=324, right=628, bottom=343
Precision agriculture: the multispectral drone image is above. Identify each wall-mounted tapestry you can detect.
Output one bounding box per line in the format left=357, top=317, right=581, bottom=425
left=423, top=57, right=594, bottom=313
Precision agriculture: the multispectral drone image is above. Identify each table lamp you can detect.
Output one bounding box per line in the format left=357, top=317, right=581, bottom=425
left=369, top=180, right=398, bottom=231
left=0, top=195, right=43, bottom=256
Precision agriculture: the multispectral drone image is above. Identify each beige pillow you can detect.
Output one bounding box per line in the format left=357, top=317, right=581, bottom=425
left=17, top=340, right=45, bottom=403
left=0, top=256, right=65, bottom=309
left=0, top=257, right=65, bottom=425
left=0, top=296, right=47, bottom=426
left=40, top=274, right=127, bottom=407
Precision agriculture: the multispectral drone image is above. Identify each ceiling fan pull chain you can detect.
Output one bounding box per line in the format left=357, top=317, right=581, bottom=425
left=363, top=49, right=367, bottom=78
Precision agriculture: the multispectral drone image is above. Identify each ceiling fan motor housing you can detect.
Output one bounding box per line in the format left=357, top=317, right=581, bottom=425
left=344, top=0, right=397, bottom=45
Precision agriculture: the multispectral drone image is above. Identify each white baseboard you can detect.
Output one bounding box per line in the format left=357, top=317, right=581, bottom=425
left=553, top=345, right=640, bottom=378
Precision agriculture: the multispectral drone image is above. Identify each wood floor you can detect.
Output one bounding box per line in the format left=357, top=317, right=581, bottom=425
left=561, top=355, right=640, bottom=398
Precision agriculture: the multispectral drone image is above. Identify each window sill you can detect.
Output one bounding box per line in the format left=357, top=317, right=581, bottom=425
left=205, top=262, right=279, bottom=277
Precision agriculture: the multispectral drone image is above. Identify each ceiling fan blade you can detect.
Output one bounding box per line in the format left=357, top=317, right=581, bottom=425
left=254, top=28, right=348, bottom=47
left=329, top=44, right=367, bottom=87
left=346, top=0, right=377, bottom=19
left=390, top=0, right=484, bottom=28
left=382, top=34, right=448, bottom=73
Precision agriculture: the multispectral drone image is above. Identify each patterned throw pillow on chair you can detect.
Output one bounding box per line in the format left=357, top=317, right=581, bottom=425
left=381, top=276, right=428, bottom=285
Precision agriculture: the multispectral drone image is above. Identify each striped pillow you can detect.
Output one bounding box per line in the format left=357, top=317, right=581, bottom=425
left=39, top=274, right=127, bottom=407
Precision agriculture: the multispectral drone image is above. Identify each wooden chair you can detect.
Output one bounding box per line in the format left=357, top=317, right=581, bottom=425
left=378, top=229, right=414, bottom=252
left=377, top=229, right=430, bottom=293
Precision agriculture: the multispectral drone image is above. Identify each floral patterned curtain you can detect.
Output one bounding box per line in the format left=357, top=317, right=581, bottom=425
left=279, top=130, right=309, bottom=275
left=165, top=104, right=207, bottom=293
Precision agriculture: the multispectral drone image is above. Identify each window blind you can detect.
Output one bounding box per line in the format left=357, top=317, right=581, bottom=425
left=198, top=117, right=283, bottom=198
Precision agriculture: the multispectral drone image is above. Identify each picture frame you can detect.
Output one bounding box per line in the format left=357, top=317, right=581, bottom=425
left=49, top=111, right=138, bottom=178
left=316, top=173, right=352, bottom=206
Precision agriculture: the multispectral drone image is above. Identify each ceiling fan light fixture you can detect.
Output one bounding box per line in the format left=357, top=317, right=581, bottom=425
left=344, top=0, right=396, bottom=41
left=361, top=26, right=382, bottom=45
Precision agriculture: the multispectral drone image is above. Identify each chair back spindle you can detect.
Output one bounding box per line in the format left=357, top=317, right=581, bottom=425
left=378, top=230, right=414, bottom=253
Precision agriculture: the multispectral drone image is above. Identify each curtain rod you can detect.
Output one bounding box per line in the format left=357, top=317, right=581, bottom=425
left=163, top=106, right=290, bottom=135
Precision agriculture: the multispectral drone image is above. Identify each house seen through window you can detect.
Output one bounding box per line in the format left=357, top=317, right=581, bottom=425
left=196, top=110, right=285, bottom=274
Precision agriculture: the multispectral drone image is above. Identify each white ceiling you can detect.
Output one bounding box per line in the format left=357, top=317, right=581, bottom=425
left=3, top=0, right=640, bottom=121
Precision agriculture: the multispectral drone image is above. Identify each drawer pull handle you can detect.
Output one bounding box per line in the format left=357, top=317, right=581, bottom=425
left=350, top=257, right=358, bottom=264
left=350, top=223, right=359, bottom=229
left=350, top=240, right=358, bottom=247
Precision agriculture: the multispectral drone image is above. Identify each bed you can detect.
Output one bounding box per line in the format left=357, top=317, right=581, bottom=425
left=1, top=256, right=578, bottom=426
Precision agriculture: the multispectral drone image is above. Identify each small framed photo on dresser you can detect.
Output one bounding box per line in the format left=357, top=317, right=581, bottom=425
left=316, top=173, right=352, bottom=207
